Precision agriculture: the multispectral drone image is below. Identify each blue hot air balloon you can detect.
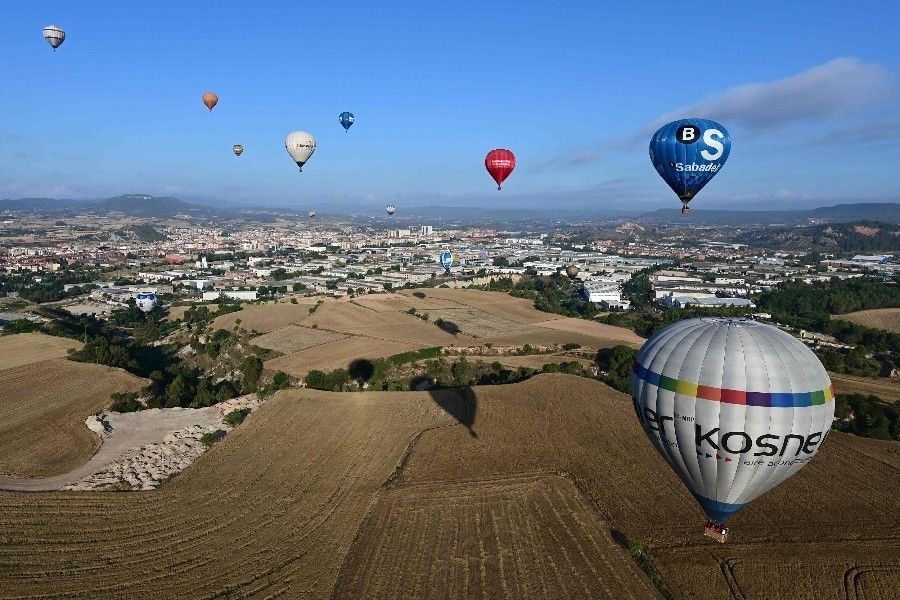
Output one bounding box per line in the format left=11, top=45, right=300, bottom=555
left=338, top=112, right=355, bottom=132
left=439, top=250, right=453, bottom=271
left=649, top=118, right=730, bottom=214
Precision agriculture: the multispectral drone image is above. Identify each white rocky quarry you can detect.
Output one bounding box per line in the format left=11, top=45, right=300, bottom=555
left=65, top=394, right=262, bottom=492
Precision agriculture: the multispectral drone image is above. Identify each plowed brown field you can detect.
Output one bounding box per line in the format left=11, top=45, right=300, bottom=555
left=0, top=358, right=146, bottom=477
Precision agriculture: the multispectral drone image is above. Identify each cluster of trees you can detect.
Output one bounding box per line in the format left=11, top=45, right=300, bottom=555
left=815, top=347, right=886, bottom=378
left=595, top=345, right=638, bottom=393
left=0, top=267, right=98, bottom=303
left=598, top=305, right=750, bottom=338
left=481, top=275, right=599, bottom=318
left=834, top=393, right=899, bottom=440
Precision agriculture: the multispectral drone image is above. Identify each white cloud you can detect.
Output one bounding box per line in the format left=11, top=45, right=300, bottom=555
left=646, top=58, right=893, bottom=133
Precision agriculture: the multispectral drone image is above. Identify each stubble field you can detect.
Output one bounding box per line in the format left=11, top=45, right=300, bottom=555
left=830, top=371, right=900, bottom=402
left=0, top=357, right=146, bottom=477
left=0, top=332, right=81, bottom=370
left=834, top=308, right=900, bottom=333
left=0, top=374, right=896, bottom=598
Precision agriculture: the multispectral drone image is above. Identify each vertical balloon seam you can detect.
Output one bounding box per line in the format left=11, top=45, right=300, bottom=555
left=676, top=323, right=717, bottom=497
left=655, top=323, right=703, bottom=494
left=723, top=326, right=763, bottom=505
left=734, top=328, right=783, bottom=505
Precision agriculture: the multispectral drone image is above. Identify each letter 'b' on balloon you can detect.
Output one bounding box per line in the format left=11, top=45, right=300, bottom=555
left=631, top=318, right=834, bottom=524
left=485, top=149, right=516, bottom=190
left=649, top=118, right=730, bottom=211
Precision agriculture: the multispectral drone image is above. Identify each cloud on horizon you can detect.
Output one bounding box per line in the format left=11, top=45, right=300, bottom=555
left=645, top=58, right=894, bottom=135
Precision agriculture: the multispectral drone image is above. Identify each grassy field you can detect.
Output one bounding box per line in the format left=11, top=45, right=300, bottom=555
left=830, top=372, right=900, bottom=402
left=1, top=374, right=895, bottom=598
left=0, top=332, right=81, bottom=371
left=834, top=308, right=900, bottom=333
left=0, top=358, right=146, bottom=477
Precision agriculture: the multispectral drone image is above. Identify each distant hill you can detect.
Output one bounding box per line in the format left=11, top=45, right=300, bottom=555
left=639, top=203, right=900, bottom=225
left=735, top=220, right=900, bottom=252
left=0, top=194, right=220, bottom=218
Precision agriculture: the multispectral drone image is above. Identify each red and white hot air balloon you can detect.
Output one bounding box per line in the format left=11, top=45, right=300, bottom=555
left=485, top=149, right=516, bottom=190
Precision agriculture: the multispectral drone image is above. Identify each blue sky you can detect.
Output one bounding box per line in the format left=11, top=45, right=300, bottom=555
left=1, top=2, right=898, bottom=211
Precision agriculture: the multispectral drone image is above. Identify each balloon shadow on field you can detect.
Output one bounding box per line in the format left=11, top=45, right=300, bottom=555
left=427, top=387, right=477, bottom=438
left=435, top=319, right=461, bottom=336
left=348, top=358, right=375, bottom=383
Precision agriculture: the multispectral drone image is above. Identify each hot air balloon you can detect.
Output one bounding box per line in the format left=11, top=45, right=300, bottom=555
left=649, top=119, right=730, bottom=214
left=339, top=112, right=355, bottom=132
left=485, top=149, right=516, bottom=190
left=233, top=144, right=244, bottom=157
left=202, top=92, right=218, bottom=112
left=43, top=25, right=65, bottom=51
left=565, top=265, right=579, bottom=278
left=631, top=318, right=834, bottom=539
left=135, top=292, right=158, bottom=314
left=308, top=211, right=317, bottom=219
left=439, top=251, right=453, bottom=271
left=386, top=204, right=396, bottom=216
left=285, top=131, right=316, bottom=172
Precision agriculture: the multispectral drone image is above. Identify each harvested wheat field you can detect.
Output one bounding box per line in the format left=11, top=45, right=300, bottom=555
left=2, top=374, right=895, bottom=599
left=483, top=325, right=634, bottom=350
left=304, top=300, right=477, bottom=345
left=532, top=317, right=644, bottom=347
left=425, top=307, right=532, bottom=338
left=251, top=324, right=347, bottom=354
left=0, top=388, right=457, bottom=598
left=834, top=308, right=900, bottom=333
left=333, top=475, right=660, bottom=599
left=212, top=301, right=313, bottom=333
left=353, top=292, right=467, bottom=313
left=264, top=335, right=421, bottom=377
left=0, top=332, right=81, bottom=371
left=404, top=288, right=566, bottom=324
left=831, top=372, right=900, bottom=402
left=0, top=358, right=146, bottom=478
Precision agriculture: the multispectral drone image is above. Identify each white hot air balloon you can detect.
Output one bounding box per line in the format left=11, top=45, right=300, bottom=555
left=284, top=131, right=316, bottom=172
left=386, top=204, right=396, bottom=215
left=43, top=25, right=66, bottom=51
left=135, top=292, right=158, bottom=314
left=631, top=318, right=834, bottom=532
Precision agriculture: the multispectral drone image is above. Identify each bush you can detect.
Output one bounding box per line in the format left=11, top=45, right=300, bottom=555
left=224, top=408, right=251, bottom=427
left=562, top=342, right=581, bottom=350
left=200, top=430, right=227, bottom=447
left=596, top=345, right=637, bottom=393
left=109, top=392, right=144, bottom=413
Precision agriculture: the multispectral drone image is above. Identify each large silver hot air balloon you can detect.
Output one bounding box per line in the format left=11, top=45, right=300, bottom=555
left=285, top=131, right=316, bottom=172
left=631, top=318, right=834, bottom=533
left=43, top=25, right=65, bottom=51
left=135, top=292, right=158, bottom=314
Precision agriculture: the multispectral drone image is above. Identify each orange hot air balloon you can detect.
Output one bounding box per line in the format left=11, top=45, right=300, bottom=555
left=202, top=92, right=218, bottom=112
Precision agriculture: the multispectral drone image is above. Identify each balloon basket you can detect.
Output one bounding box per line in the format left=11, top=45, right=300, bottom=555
left=703, top=524, right=728, bottom=543
left=681, top=206, right=691, bottom=214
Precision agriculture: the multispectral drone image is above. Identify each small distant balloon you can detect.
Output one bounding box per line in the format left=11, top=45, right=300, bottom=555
left=649, top=118, right=730, bottom=214
left=308, top=211, right=317, bottom=219
left=339, top=112, right=355, bottom=132
left=386, top=204, right=396, bottom=216
left=43, top=25, right=65, bottom=51
left=232, top=144, right=244, bottom=157
left=565, top=265, right=579, bottom=278
left=439, top=250, right=453, bottom=271
left=285, top=131, right=317, bottom=172
left=485, top=149, right=516, bottom=190
left=202, top=92, right=218, bottom=112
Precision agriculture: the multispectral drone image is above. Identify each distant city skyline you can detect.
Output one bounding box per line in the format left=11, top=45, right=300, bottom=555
left=2, top=2, right=899, bottom=210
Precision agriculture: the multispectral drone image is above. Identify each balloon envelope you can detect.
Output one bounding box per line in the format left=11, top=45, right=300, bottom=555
left=439, top=251, right=453, bottom=270
left=202, top=92, right=218, bottom=112
left=386, top=204, right=396, bottom=215
left=135, top=293, right=157, bottom=314
left=285, top=131, right=317, bottom=172
left=485, top=149, right=516, bottom=190
left=233, top=144, right=244, bottom=157
left=649, top=119, right=730, bottom=211
left=43, top=25, right=65, bottom=50
left=565, top=265, right=579, bottom=278
left=339, top=112, right=355, bottom=131
left=308, top=211, right=316, bottom=218
left=631, top=318, right=834, bottom=524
